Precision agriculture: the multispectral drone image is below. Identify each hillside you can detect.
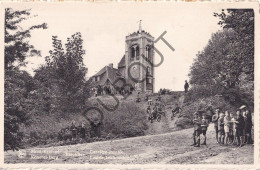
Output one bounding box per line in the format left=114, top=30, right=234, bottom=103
left=89, top=91, right=185, bottom=135
left=5, top=90, right=255, bottom=164
left=17, top=90, right=253, bottom=152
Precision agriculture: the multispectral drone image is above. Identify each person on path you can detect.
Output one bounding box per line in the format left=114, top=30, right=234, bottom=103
left=244, top=110, right=253, bottom=144
left=237, top=110, right=245, bottom=147
left=212, top=108, right=220, bottom=143
left=231, top=111, right=239, bottom=145
left=191, top=112, right=202, bottom=147
left=218, top=113, right=225, bottom=145
left=224, top=111, right=231, bottom=145
left=201, top=114, right=209, bottom=145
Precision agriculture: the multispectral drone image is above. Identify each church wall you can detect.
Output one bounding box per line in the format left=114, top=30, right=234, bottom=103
left=125, top=31, right=154, bottom=93
left=118, top=67, right=125, bottom=78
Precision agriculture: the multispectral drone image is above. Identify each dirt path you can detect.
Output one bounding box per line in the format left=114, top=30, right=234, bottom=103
left=4, top=124, right=253, bottom=164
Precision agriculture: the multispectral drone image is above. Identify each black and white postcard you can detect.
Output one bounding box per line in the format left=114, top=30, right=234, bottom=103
left=1, top=1, right=259, bottom=169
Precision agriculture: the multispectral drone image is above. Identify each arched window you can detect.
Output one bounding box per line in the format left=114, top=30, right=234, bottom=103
left=136, top=46, right=140, bottom=60
left=148, top=47, right=152, bottom=61
left=145, top=47, right=149, bottom=59
left=130, top=47, right=135, bottom=61
left=147, top=66, right=150, bottom=74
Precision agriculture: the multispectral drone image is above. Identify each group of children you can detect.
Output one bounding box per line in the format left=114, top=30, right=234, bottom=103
left=192, top=105, right=253, bottom=147
left=146, top=95, right=165, bottom=122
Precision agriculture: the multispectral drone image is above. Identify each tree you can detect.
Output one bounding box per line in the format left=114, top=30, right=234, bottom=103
left=4, top=69, right=34, bottom=150
left=44, top=33, right=89, bottom=113
left=190, top=30, right=243, bottom=88
left=214, top=9, right=254, bottom=81
left=4, top=8, right=47, bottom=69
left=190, top=9, right=254, bottom=89
left=4, top=8, right=47, bottom=150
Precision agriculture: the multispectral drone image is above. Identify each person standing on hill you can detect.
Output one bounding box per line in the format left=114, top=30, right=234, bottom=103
left=84, top=111, right=104, bottom=138
left=79, top=122, right=86, bottom=140
left=158, top=93, right=162, bottom=101
left=70, top=120, right=77, bottom=141
left=171, top=104, right=182, bottom=120
left=184, top=80, right=189, bottom=93
left=212, top=109, right=220, bottom=143
left=147, top=105, right=152, bottom=116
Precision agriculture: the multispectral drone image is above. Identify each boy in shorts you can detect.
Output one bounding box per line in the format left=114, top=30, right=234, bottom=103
left=229, top=112, right=235, bottom=143
left=231, top=113, right=239, bottom=145
left=191, top=112, right=202, bottom=147
left=224, top=111, right=231, bottom=145
left=201, top=114, right=209, bottom=145
left=212, top=109, right=220, bottom=143
left=218, top=113, right=225, bottom=145
left=244, top=110, right=253, bottom=144
left=237, top=110, right=245, bottom=147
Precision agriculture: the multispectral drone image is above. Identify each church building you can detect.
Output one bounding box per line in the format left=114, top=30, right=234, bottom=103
left=90, top=23, right=155, bottom=94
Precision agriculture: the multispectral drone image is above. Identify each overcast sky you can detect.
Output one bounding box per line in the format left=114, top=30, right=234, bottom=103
left=6, top=3, right=228, bottom=91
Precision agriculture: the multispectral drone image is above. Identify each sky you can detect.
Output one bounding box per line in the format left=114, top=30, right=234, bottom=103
left=7, top=2, right=226, bottom=91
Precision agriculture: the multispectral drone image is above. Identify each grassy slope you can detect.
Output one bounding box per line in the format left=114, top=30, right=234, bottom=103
left=20, top=90, right=253, bottom=147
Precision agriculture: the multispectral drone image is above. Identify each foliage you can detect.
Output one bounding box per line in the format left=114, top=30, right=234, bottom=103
left=4, top=8, right=47, bottom=151
left=4, top=69, right=34, bottom=150
left=4, top=8, right=47, bottom=69
left=190, top=9, right=254, bottom=89
left=18, top=101, right=148, bottom=148
left=214, top=9, right=254, bottom=81
left=184, top=84, right=224, bottom=103
left=190, top=29, right=251, bottom=89
left=29, top=33, right=89, bottom=116
left=44, top=33, right=89, bottom=113
left=159, top=88, right=171, bottom=95
left=102, top=101, right=148, bottom=138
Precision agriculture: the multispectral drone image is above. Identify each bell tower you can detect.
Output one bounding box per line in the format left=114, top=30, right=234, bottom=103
left=124, top=21, right=154, bottom=93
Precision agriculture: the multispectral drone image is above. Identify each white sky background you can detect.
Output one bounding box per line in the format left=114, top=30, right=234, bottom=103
left=10, top=3, right=225, bottom=92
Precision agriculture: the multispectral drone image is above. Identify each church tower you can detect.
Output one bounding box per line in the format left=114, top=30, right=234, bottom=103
left=124, top=21, right=154, bottom=93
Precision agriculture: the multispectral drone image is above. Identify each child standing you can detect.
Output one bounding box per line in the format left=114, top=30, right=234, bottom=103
left=229, top=112, right=234, bottom=143
left=231, top=111, right=239, bottom=145
left=212, top=109, right=220, bottom=143
left=224, top=111, right=231, bottom=145
left=218, top=113, right=225, bottom=145
left=244, top=110, right=253, bottom=144
left=237, top=110, right=245, bottom=147
left=191, top=112, right=202, bottom=147
left=201, top=114, right=209, bottom=145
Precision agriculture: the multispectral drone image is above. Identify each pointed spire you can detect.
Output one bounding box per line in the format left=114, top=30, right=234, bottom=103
left=138, top=20, right=142, bottom=32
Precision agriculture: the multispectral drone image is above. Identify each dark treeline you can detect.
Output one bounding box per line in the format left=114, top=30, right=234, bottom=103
left=4, top=8, right=89, bottom=151
left=4, top=8, right=148, bottom=151
left=187, top=9, right=254, bottom=111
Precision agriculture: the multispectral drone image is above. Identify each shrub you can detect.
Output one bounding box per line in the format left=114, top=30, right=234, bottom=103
left=184, top=84, right=224, bottom=103
left=102, top=101, right=148, bottom=138
left=175, top=118, right=192, bottom=129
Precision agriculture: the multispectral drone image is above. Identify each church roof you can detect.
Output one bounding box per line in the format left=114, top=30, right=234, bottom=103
left=93, top=66, right=106, bottom=77
left=91, top=65, right=124, bottom=87
left=118, top=55, right=125, bottom=68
